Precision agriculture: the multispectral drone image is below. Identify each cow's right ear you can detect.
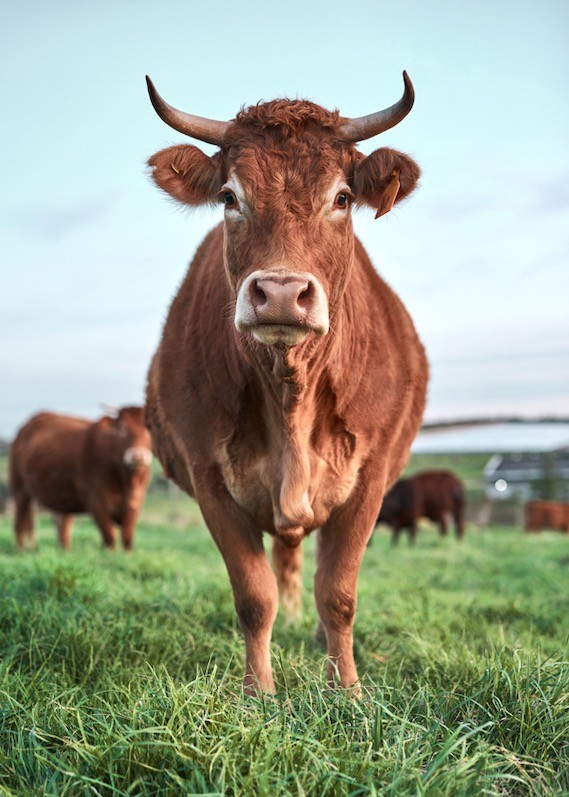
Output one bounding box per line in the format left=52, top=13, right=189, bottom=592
left=148, top=145, right=222, bottom=206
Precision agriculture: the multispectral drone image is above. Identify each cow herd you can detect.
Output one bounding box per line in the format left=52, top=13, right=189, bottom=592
left=7, top=72, right=469, bottom=694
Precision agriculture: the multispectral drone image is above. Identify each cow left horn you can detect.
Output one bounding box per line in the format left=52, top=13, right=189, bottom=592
left=339, top=71, right=415, bottom=142
left=146, top=76, right=231, bottom=146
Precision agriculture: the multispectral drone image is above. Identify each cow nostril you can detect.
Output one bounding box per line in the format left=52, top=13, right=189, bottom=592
left=297, top=282, right=314, bottom=309
left=250, top=280, right=267, bottom=308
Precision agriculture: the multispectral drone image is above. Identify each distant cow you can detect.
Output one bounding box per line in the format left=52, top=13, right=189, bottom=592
left=376, top=470, right=465, bottom=544
left=145, top=73, right=428, bottom=694
left=10, top=406, right=152, bottom=550
left=525, top=500, right=569, bottom=533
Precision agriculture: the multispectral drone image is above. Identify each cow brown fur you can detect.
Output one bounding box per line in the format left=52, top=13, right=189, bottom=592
left=10, top=407, right=152, bottom=551
left=376, top=469, right=465, bottom=544
left=525, top=500, right=569, bottom=533
left=146, top=95, right=428, bottom=694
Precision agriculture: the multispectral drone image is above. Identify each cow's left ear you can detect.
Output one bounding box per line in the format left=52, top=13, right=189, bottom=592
left=353, top=148, right=420, bottom=218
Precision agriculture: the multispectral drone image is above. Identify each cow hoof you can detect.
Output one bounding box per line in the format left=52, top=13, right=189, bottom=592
left=243, top=677, right=276, bottom=697
left=345, top=682, right=363, bottom=700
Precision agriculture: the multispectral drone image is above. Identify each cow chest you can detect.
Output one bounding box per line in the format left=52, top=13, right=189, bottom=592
left=219, top=400, right=361, bottom=540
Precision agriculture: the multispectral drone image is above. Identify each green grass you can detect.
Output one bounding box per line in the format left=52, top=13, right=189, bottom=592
left=0, top=499, right=568, bottom=796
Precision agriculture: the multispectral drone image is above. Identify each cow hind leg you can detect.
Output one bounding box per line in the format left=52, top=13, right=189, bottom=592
left=14, top=492, right=35, bottom=549
left=272, top=537, right=303, bottom=623
left=312, top=531, right=327, bottom=646
left=454, top=498, right=465, bottom=539
left=54, top=513, right=73, bottom=550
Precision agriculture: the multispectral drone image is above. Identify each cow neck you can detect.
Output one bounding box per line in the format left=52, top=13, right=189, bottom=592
left=244, top=336, right=334, bottom=542
left=248, top=333, right=328, bottom=413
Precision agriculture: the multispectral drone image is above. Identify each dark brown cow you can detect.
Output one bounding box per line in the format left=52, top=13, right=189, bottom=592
left=525, top=500, right=569, bottom=533
left=376, top=469, right=465, bottom=544
left=10, top=406, right=152, bottom=550
left=145, top=73, right=428, bottom=694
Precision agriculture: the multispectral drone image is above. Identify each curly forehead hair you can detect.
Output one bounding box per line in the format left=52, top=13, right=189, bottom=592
left=232, top=99, right=343, bottom=135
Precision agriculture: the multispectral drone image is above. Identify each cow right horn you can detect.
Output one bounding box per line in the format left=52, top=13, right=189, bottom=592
left=146, top=76, right=231, bottom=146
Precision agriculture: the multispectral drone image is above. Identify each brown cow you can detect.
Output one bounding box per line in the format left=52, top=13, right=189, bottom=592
left=376, top=469, right=465, bottom=544
left=525, top=500, right=569, bottom=533
left=145, top=73, right=428, bottom=694
left=10, top=406, right=152, bottom=551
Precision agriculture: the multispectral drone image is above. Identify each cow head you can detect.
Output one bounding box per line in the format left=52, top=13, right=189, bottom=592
left=147, top=74, right=420, bottom=350
left=101, top=406, right=153, bottom=470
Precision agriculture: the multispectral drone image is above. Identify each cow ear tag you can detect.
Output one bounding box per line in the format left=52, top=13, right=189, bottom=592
left=375, top=170, right=401, bottom=219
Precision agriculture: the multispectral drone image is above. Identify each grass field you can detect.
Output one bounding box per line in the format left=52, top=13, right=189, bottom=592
left=0, top=491, right=568, bottom=797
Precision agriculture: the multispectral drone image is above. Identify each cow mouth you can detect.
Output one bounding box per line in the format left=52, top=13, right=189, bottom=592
left=249, top=323, right=317, bottom=346
left=235, top=270, right=329, bottom=346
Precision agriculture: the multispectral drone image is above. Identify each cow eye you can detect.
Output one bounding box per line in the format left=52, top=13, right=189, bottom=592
left=334, top=192, right=350, bottom=209
left=221, top=190, right=238, bottom=209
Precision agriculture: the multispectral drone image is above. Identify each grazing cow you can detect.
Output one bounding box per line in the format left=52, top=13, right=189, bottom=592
left=145, top=72, right=428, bottom=694
left=10, top=407, right=152, bottom=551
left=525, top=500, right=569, bottom=533
left=376, top=469, right=465, bottom=544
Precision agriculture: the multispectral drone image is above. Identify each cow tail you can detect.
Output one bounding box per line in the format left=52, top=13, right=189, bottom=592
left=272, top=538, right=303, bottom=623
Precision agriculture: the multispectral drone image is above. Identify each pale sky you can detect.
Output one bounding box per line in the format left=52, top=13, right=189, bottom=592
left=1, top=0, right=568, bottom=438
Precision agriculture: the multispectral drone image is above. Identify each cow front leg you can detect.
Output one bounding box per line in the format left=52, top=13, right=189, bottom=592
left=408, top=521, right=418, bottom=545
left=89, top=504, right=117, bottom=549
left=236, top=565, right=279, bottom=695
left=314, top=475, right=383, bottom=692
left=194, top=468, right=279, bottom=695
left=119, top=509, right=140, bottom=551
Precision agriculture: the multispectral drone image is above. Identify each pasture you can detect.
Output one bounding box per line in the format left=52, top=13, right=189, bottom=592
left=0, top=488, right=568, bottom=795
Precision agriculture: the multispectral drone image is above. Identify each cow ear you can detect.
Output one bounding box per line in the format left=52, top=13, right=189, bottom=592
left=148, top=145, right=222, bottom=206
left=353, top=148, right=420, bottom=218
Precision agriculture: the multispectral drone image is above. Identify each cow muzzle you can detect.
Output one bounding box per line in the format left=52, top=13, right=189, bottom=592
left=123, top=447, right=153, bottom=470
left=235, top=271, right=329, bottom=346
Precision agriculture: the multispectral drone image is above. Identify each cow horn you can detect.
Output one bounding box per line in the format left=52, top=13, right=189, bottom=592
left=339, top=71, right=415, bottom=142
left=146, top=76, right=231, bottom=146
